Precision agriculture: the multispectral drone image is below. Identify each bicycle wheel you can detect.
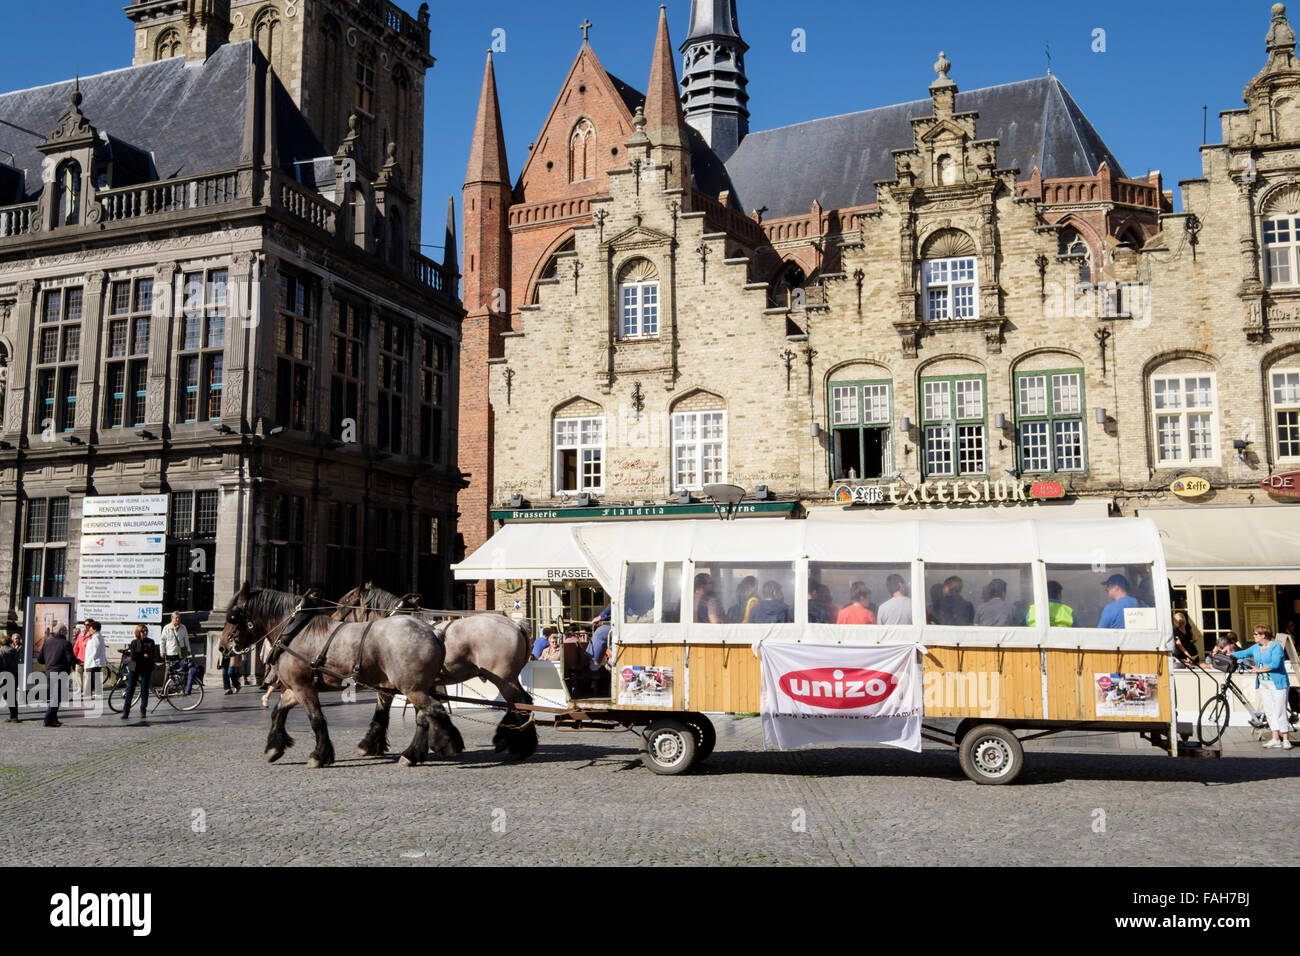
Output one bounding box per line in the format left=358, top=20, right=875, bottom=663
left=164, top=676, right=204, bottom=712
left=107, top=681, right=125, bottom=714
left=1198, top=694, right=1230, bottom=747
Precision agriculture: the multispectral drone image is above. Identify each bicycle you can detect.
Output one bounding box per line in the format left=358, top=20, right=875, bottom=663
left=1196, top=654, right=1299, bottom=747
left=107, top=653, right=205, bottom=713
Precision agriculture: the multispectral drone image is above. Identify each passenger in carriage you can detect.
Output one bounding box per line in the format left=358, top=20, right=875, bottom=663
left=531, top=626, right=556, bottom=660
left=538, top=631, right=563, bottom=662
left=974, top=579, right=1017, bottom=627
left=933, top=576, right=974, bottom=626
left=694, top=573, right=724, bottom=624
left=749, top=581, right=793, bottom=624
left=848, top=582, right=873, bottom=617
left=1026, top=580, right=1075, bottom=627
left=876, top=574, right=912, bottom=625
left=1098, top=574, right=1139, bottom=629
left=818, top=584, right=841, bottom=620
left=727, top=576, right=759, bottom=623
left=807, top=581, right=834, bottom=623
left=835, top=585, right=877, bottom=625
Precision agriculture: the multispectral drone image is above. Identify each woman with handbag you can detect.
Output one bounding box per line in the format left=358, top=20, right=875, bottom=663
left=1233, top=625, right=1293, bottom=750
left=120, top=624, right=159, bottom=721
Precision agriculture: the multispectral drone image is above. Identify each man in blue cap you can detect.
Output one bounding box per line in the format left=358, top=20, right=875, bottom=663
left=1098, top=574, right=1139, bottom=628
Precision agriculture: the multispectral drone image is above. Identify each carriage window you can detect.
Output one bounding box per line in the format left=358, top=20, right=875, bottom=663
left=661, top=562, right=683, bottom=623
left=693, top=562, right=796, bottom=624
left=923, top=564, right=1033, bottom=627
left=1043, top=563, right=1157, bottom=630
left=625, top=562, right=656, bottom=623
left=808, top=562, right=912, bottom=625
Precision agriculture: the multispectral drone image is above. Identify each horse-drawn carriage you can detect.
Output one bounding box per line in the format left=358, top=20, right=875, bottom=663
left=223, top=512, right=1187, bottom=784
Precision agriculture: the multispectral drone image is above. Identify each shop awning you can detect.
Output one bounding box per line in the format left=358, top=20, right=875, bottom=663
left=453, top=522, right=592, bottom=580
left=1138, top=506, right=1300, bottom=586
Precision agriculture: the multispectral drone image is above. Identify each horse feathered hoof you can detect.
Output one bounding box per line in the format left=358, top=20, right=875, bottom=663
left=307, top=755, right=322, bottom=768
left=398, top=754, right=414, bottom=767
left=266, top=748, right=284, bottom=763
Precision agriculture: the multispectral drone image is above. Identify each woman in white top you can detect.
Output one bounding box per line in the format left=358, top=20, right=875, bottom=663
left=81, top=620, right=108, bottom=700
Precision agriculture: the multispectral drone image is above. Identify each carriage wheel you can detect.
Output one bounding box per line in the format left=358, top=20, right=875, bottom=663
left=957, top=723, right=1024, bottom=785
left=682, top=712, right=716, bottom=762
left=640, top=718, right=698, bottom=775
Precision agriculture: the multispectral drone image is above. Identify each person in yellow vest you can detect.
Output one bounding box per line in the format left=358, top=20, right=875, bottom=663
left=1026, top=580, right=1075, bottom=627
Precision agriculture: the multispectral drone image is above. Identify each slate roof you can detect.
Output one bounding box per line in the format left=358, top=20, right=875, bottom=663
left=0, top=40, right=324, bottom=201
left=722, top=75, right=1126, bottom=220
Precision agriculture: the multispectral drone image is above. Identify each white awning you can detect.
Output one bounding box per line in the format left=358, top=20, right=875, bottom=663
left=1138, top=505, right=1300, bottom=586
left=453, top=523, right=593, bottom=580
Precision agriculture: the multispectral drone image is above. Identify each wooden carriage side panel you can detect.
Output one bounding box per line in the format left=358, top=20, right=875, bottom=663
left=1043, top=649, right=1169, bottom=722
left=921, top=647, right=1042, bottom=719
left=680, top=644, right=762, bottom=713
left=613, top=644, right=688, bottom=711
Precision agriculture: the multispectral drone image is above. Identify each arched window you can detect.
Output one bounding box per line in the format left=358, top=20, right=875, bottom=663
left=769, top=261, right=806, bottom=308
left=1149, top=360, right=1218, bottom=467
left=1057, top=226, right=1092, bottom=283
left=1268, top=361, right=1300, bottom=462
left=921, top=229, right=977, bottom=321
left=155, top=28, right=183, bottom=60
left=617, top=258, right=659, bottom=339
left=936, top=154, right=958, bottom=186
left=569, top=119, right=594, bottom=183
left=254, top=6, right=280, bottom=66
left=54, top=161, right=80, bottom=226
left=553, top=399, right=605, bottom=495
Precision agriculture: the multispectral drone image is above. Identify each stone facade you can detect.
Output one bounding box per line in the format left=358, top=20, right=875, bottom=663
left=461, top=4, right=1300, bottom=633
left=0, top=2, right=461, bottom=637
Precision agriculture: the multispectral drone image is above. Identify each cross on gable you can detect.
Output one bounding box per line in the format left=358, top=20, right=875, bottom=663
left=580, top=18, right=592, bottom=42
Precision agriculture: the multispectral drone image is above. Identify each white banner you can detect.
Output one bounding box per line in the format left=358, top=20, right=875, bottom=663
left=78, top=553, right=167, bottom=577
left=79, top=533, right=166, bottom=554
left=102, top=624, right=160, bottom=645
left=81, top=495, right=169, bottom=517
left=77, top=579, right=164, bottom=603
left=80, top=514, right=168, bottom=535
left=758, top=642, right=925, bottom=752
left=77, top=603, right=163, bottom=624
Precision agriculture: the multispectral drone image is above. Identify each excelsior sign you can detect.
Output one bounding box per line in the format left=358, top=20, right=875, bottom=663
left=833, top=478, right=1065, bottom=507
left=1261, top=471, right=1300, bottom=499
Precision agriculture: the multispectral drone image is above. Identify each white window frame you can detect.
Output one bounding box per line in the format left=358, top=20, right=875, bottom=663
left=1271, top=367, right=1300, bottom=461
left=619, top=280, right=659, bottom=339
left=553, top=416, right=604, bottom=494
left=922, top=256, right=978, bottom=321
left=1263, top=216, right=1300, bottom=288
left=671, top=410, right=726, bottom=491
left=1150, top=372, right=1219, bottom=467
left=1015, top=371, right=1086, bottom=474
left=921, top=375, right=986, bottom=477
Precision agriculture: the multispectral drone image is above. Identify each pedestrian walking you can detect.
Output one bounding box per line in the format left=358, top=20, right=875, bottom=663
left=121, top=623, right=159, bottom=721
left=1, top=632, right=21, bottom=722
left=81, top=620, right=107, bottom=704
left=72, top=618, right=92, bottom=697
left=220, top=645, right=244, bottom=695
left=36, top=623, right=75, bottom=727
left=160, top=611, right=189, bottom=665
left=1233, top=625, right=1292, bottom=750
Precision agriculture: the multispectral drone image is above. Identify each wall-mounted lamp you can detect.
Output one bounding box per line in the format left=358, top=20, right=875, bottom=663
left=993, top=413, right=1006, bottom=429
left=1004, top=466, right=1019, bottom=478
left=576, top=492, right=593, bottom=507
left=212, top=422, right=232, bottom=434
left=269, top=426, right=286, bottom=436
left=754, top=485, right=771, bottom=501
left=1094, top=408, right=1108, bottom=424
left=60, top=434, right=81, bottom=445
left=677, top=489, right=692, bottom=505
left=133, top=427, right=157, bottom=440
left=1233, top=437, right=1252, bottom=462
left=510, top=492, right=525, bottom=509
left=900, top=416, right=912, bottom=433
left=810, top=421, right=821, bottom=438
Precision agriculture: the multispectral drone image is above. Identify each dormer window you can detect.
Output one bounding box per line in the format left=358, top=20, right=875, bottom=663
left=54, top=161, right=80, bottom=226
left=617, top=258, right=659, bottom=340
left=923, top=257, right=977, bottom=320
left=1263, top=216, right=1300, bottom=287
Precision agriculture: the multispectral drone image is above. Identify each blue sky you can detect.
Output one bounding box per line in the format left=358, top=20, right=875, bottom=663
left=0, top=1, right=1280, bottom=250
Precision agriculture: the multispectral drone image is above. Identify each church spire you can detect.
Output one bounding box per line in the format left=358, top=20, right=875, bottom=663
left=644, top=5, right=687, bottom=151
left=465, top=51, right=509, bottom=188
left=679, top=0, right=749, bottom=161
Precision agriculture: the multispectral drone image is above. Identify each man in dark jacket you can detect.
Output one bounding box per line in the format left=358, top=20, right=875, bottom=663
left=1, top=632, right=21, bottom=722
left=122, top=625, right=159, bottom=720
left=36, top=626, right=75, bottom=726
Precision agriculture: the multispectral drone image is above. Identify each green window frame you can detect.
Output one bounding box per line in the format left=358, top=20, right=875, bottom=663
left=920, top=373, right=987, bottom=478
left=1014, top=368, right=1087, bottom=475
left=827, top=378, right=893, bottom=481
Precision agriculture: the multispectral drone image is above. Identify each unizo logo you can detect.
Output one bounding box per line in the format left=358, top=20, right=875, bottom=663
left=778, top=667, right=897, bottom=709
left=49, top=886, right=152, bottom=936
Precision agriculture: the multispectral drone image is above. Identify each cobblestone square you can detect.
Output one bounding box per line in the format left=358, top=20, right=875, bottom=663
left=1, top=695, right=1295, bottom=867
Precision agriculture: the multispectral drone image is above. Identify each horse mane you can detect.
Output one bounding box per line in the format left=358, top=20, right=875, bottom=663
left=231, top=586, right=333, bottom=640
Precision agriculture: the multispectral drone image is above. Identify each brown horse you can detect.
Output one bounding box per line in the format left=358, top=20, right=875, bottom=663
left=219, top=584, right=463, bottom=768
left=334, top=584, right=537, bottom=761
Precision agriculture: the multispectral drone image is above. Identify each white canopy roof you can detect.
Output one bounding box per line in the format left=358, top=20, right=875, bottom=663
left=1139, top=505, right=1300, bottom=585
left=453, top=522, right=592, bottom=580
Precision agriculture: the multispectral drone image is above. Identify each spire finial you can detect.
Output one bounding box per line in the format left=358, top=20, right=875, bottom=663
left=1268, top=2, right=1296, bottom=52
left=71, top=75, right=82, bottom=109
left=934, top=51, right=951, bottom=79
left=580, top=17, right=592, bottom=42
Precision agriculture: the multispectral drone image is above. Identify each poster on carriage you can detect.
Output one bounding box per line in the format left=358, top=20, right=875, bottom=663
left=758, top=642, right=924, bottom=752
left=617, top=665, right=673, bottom=706
left=1094, top=673, right=1159, bottom=718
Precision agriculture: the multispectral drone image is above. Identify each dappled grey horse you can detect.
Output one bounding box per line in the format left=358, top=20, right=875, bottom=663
left=219, top=585, right=462, bottom=768
left=335, top=584, right=537, bottom=761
